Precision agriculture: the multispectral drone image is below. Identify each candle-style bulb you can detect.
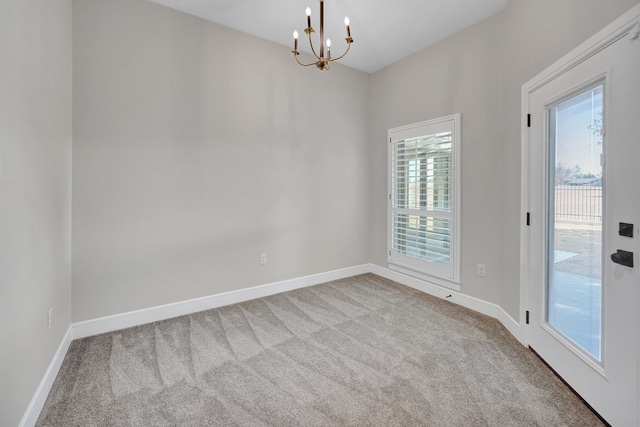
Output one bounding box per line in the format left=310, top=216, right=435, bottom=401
left=326, top=38, right=331, bottom=48
left=345, top=16, right=351, bottom=37
left=293, top=30, right=298, bottom=50
left=306, top=7, right=311, bottom=17
left=306, top=7, right=312, bottom=29
left=294, top=30, right=299, bottom=40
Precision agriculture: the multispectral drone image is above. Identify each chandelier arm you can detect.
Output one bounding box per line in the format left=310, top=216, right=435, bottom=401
left=328, top=41, right=352, bottom=62
left=306, top=31, right=321, bottom=60
left=292, top=0, right=352, bottom=71
left=293, top=53, right=318, bottom=67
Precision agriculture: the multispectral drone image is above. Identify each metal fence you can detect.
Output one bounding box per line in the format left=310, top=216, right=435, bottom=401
left=555, top=185, right=602, bottom=222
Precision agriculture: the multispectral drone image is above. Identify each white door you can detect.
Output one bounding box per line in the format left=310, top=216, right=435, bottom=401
left=524, top=10, right=640, bottom=427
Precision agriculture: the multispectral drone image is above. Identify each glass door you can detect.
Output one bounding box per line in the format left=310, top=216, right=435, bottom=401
left=525, top=17, right=640, bottom=424
left=546, top=84, right=603, bottom=361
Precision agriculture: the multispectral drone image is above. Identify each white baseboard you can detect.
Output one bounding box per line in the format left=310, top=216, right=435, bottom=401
left=370, top=264, right=499, bottom=316
left=19, top=326, right=73, bottom=427
left=26, top=262, right=525, bottom=426
left=369, top=264, right=525, bottom=344
left=73, top=262, right=525, bottom=344
left=497, top=306, right=525, bottom=345
left=72, top=264, right=371, bottom=340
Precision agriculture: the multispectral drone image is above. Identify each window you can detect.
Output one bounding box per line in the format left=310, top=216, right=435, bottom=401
left=388, top=115, right=461, bottom=290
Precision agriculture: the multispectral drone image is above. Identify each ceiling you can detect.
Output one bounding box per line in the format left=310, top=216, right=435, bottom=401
left=150, top=0, right=510, bottom=73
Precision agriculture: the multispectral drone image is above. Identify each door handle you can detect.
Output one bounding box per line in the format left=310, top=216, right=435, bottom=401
left=611, top=250, right=634, bottom=268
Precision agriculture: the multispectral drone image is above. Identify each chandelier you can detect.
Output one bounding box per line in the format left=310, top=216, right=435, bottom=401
left=292, top=0, right=353, bottom=70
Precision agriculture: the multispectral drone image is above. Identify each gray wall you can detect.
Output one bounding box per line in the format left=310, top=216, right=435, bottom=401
left=0, top=1, right=73, bottom=425
left=369, top=0, right=640, bottom=319
left=71, top=0, right=371, bottom=322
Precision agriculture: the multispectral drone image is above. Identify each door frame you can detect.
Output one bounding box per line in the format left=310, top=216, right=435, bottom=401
left=520, top=0, right=640, bottom=417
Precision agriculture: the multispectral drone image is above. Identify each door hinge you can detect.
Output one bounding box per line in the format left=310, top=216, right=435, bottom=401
left=526, top=212, right=531, bottom=226
left=527, top=114, right=531, bottom=128
left=526, top=310, right=530, bottom=325
left=631, top=22, right=640, bottom=42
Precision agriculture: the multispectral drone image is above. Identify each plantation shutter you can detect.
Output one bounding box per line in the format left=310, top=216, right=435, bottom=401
left=388, top=116, right=460, bottom=287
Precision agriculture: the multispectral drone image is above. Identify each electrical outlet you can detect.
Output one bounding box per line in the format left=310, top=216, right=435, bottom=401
left=259, top=253, right=267, bottom=265
left=477, top=264, right=486, bottom=277
left=47, top=308, right=53, bottom=331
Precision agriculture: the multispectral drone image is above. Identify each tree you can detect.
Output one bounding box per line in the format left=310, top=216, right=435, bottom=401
left=588, top=112, right=604, bottom=145
left=555, top=163, right=580, bottom=185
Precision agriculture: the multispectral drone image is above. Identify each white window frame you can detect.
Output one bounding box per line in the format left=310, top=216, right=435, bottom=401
left=387, top=114, right=461, bottom=291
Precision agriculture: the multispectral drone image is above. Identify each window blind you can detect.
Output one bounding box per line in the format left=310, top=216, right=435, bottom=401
left=388, top=115, right=460, bottom=287
left=391, top=132, right=452, bottom=265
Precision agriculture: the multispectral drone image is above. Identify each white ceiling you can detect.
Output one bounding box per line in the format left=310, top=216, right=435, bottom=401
left=150, top=0, right=510, bottom=73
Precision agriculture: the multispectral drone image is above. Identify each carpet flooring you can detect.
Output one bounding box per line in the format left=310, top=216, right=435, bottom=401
left=36, top=274, right=604, bottom=426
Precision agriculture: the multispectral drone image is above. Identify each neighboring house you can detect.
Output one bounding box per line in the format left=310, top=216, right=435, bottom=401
left=565, top=177, right=602, bottom=186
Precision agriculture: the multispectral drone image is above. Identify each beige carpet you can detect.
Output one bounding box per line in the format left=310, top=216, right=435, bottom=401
left=36, top=274, right=603, bottom=426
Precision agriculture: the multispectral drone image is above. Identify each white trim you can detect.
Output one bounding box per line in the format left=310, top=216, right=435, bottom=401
left=497, top=305, right=525, bottom=345
left=521, top=4, right=640, bottom=95
left=520, top=5, right=640, bottom=425
left=370, top=264, right=524, bottom=344
left=72, top=264, right=370, bottom=339
left=72, top=262, right=521, bottom=344
left=70, top=263, right=520, bottom=343
left=373, top=264, right=494, bottom=316
left=520, top=71, right=531, bottom=345
left=387, top=113, right=462, bottom=285
left=388, top=263, right=461, bottom=292
left=521, top=2, right=640, bottom=348
left=19, top=326, right=73, bottom=427
left=25, top=262, right=526, bottom=425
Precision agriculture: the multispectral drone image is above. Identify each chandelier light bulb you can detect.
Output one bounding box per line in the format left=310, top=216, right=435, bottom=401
left=326, top=38, right=331, bottom=48
left=293, top=30, right=299, bottom=39
left=344, top=17, right=349, bottom=26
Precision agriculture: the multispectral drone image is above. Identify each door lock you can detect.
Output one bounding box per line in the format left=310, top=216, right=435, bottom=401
left=619, top=222, right=634, bottom=238
left=611, top=250, right=634, bottom=268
